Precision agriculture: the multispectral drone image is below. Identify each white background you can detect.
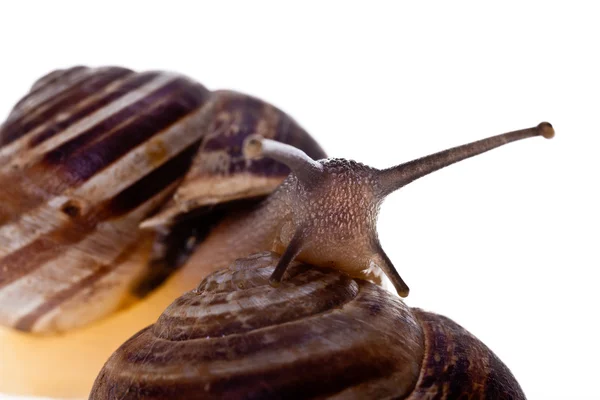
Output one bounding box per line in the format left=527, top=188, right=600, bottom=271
left=0, top=1, right=598, bottom=399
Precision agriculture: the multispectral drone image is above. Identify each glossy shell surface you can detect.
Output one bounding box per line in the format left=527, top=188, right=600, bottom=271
left=0, top=66, right=325, bottom=333
left=0, top=66, right=210, bottom=332
left=91, top=252, right=526, bottom=400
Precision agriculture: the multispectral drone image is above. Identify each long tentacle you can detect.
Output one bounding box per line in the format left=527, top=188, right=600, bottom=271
left=377, top=122, right=554, bottom=196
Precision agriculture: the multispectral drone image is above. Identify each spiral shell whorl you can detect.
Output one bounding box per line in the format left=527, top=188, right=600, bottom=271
left=91, top=252, right=425, bottom=399
left=91, top=252, right=526, bottom=399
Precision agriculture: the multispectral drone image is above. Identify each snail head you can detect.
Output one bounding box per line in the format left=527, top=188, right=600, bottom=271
left=243, top=122, right=554, bottom=297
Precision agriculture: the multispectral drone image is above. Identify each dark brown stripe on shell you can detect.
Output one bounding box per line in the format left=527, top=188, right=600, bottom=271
left=23, top=67, right=89, bottom=103
left=14, top=262, right=112, bottom=331
left=10, top=66, right=89, bottom=114
left=0, top=144, right=199, bottom=290
left=407, top=309, right=526, bottom=400
left=154, top=269, right=357, bottom=340
left=1, top=68, right=133, bottom=146
left=107, top=141, right=200, bottom=217
left=0, top=76, right=209, bottom=226
left=136, top=90, right=327, bottom=228
left=125, top=311, right=384, bottom=366
left=97, top=335, right=398, bottom=400
left=0, top=232, right=75, bottom=288
left=41, top=77, right=208, bottom=185
left=28, top=71, right=161, bottom=148
left=12, top=233, right=155, bottom=332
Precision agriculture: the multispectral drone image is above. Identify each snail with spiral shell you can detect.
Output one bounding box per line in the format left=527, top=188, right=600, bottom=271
left=0, top=66, right=552, bottom=398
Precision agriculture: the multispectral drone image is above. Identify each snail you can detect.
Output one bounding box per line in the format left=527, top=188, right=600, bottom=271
left=91, top=126, right=551, bottom=400
left=91, top=251, right=527, bottom=399
left=0, top=65, right=553, bottom=399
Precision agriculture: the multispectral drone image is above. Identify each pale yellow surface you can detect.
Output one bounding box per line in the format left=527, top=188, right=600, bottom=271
left=0, top=268, right=197, bottom=399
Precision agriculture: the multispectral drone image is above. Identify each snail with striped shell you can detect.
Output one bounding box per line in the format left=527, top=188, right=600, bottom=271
left=0, top=66, right=325, bottom=397
left=0, top=66, right=553, bottom=399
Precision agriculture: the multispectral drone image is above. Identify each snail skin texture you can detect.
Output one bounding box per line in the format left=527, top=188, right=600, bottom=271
left=0, top=66, right=553, bottom=398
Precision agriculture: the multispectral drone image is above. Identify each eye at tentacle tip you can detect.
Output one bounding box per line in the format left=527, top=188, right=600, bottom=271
left=375, top=121, right=556, bottom=197
left=537, top=122, right=555, bottom=139
left=397, top=284, right=409, bottom=298
left=243, top=134, right=265, bottom=159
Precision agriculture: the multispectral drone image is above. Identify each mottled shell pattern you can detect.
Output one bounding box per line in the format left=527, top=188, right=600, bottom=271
left=0, top=66, right=324, bottom=333
left=91, top=252, right=526, bottom=400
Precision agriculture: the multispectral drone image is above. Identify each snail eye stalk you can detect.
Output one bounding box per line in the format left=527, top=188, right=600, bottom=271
left=244, top=135, right=323, bottom=186
left=375, top=122, right=554, bottom=197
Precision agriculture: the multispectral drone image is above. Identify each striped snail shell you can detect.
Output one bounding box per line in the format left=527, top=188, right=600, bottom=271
left=0, top=66, right=324, bottom=333
left=91, top=252, right=526, bottom=400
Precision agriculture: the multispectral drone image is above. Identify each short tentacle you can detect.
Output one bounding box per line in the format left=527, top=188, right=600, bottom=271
left=244, top=135, right=323, bottom=185
left=269, top=228, right=306, bottom=286
left=371, top=242, right=410, bottom=297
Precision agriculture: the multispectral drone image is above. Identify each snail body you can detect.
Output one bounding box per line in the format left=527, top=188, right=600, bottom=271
left=91, top=252, right=525, bottom=400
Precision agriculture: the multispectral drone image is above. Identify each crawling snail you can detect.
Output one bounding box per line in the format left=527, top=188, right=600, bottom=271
left=0, top=66, right=552, bottom=398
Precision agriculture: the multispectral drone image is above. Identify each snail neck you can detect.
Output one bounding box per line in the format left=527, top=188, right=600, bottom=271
left=177, top=190, right=290, bottom=284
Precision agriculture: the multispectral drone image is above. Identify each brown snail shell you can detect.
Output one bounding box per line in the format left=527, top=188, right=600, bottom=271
left=0, top=66, right=324, bottom=333
left=142, top=90, right=325, bottom=228
left=91, top=252, right=525, bottom=400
